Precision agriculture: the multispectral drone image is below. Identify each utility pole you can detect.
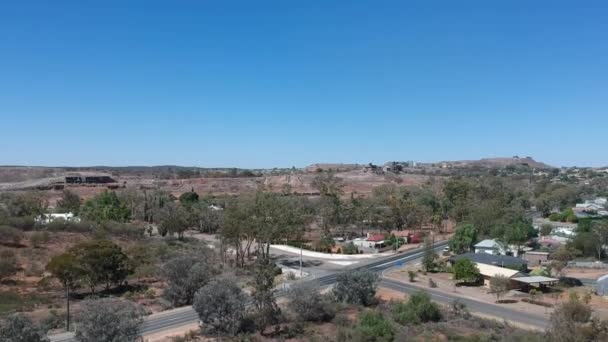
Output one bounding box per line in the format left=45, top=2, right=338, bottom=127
left=66, top=285, right=70, bottom=331
left=300, top=244, right=303, bottom=277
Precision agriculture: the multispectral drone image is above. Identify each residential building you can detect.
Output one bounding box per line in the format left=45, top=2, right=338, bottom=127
left=36, top=212, right=80, bottom=224
left=522, top=251, right=550, bottom=266
left=475, top=263, right=526, bottom=288
left=474, top=239, right=508, bottom=255
left=449, top=252, right=527, bottom=270
left=352, top=233, right=386, bottom=249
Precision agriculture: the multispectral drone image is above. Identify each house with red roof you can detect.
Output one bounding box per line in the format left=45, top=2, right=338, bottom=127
left=352, top=233, right=387, bottom=249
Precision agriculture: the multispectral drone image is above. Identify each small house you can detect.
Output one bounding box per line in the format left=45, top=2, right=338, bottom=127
left=474, top=239, right=508, bottom=255
left=353, top=233, right=386, bottom=249
left=475, top=263, right=526, bottom=288
left=522, top=251, right=550, bottom=266
left=449, top=252, right=527, bottom=271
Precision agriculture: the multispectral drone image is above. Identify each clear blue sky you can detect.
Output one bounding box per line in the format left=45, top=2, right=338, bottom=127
left=2, top=1, right=607, bottom=168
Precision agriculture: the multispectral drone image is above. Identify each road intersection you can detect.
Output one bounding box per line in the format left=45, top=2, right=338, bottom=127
left=50, top=240, right=549, bottom=341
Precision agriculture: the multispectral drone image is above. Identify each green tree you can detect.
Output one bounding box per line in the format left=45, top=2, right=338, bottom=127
left=6, top=192, right=48, bottom=217
left=80, top=191, right=130, bottom=223
left=333, top=269, right=379, bottom=306
left=311, top=172, right=344, bottom=197
left=56, top=190, right=81, bottom=214
left=162, top=255, right=216, bottom=306
left=489, top=275, right=511, bottom=302
left=178, top=191, right=199, bottom=205
left=250, top=259, right=281, bottom=333
left=158, top=202, right=189, bottom=239
left=68, top=239, right=133, bottom=292
left=422, top=237, right=436, bottom=272
left=46, top=253, right=82, bottom=331
left=193, top=278, right=248, bottom=335
left=592, top=221, right=608, bottom=260
left=287, top=282, right=335, bottom=322
left=449, top=224, right=478, bottom=254
left=74, top=298, right=144, bottom=342
left=504, top=222, right=532, bottom=255
left=453, top=259, right=481, bottom=284
left=569, top=232, right=600, bottom=258
left=540, top=223, right=553, bottom=236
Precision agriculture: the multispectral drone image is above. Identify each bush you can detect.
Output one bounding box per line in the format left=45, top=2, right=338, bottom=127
left=75, top=298, right=145, bottom=342
left=0, top=225, right=23, bottom=245
left=30, top=231, right=50, bottom=248
left=333, top=269, right=379, bottom=306
left=453, top=259, right=481, bottom=284
left=41, top=309, right=66, bottom=331
left=355, top=311, right=394, bottom=342
left=193, top=278, right=248, bottom=335
left=162, top=256, right=217, bottom=306
left=99, top=221, right=145, bottom=239
left=0, top=313, right=49, bottom=342
left=0, top=250, right=18, bottom=281
left=46, top=219, right=91, bottom=233
left=7, top=217, right=36, bottom=231
left=391, top=291, right=442, bottom=325
left=288, top=282, right=335, bottom=322
left=408, top=270, right=416, bottom=282
left=342, top=242, right=359, bottom=255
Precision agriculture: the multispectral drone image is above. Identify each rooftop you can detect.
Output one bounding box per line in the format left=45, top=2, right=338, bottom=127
left=474, top=239, right=506, bottom=249
left=513, top=276, right=558, bottom=284
left=476, top=263, right=526, bottom=279
left=367, top=234, right=385, bottom=242
left=450, top=252, right=527, bottom=268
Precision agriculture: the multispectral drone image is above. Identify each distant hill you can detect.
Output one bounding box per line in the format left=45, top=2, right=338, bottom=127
left=437, top=157, right=553, bottom=170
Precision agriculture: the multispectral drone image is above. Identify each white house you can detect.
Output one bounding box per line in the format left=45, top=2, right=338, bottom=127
left=352, top=233, right=386, bottom=249
left=474, top=239, right=508, bottom=256
left=36, top=212, right=80, bottom=224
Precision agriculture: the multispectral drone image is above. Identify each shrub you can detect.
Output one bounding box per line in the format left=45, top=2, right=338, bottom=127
left=46, top=219, right=91, bottom=233
left=7, top=217, right=36, bottom=231
left=100, top=221, right=144, bottom=239
left=41, top=309, right=65, bottom=331
left=288, top=282, right=335, bottom=322
left=0, top=313, right=49, bottom=342
left=0, top=225, right=23, bottom=245
left=355, top=311, right=394, bottom=342
left=408, top=270, right=416, bottom=282
left=162, top=256, right=216, bottom=306
left=0, top=250, right=18, bottom=281
left=392, top=291, right=442, bottom=325
left=30, top=231, right=50, bottom=248
left=333, top=269, right=379, bottom=306
left=342, top=242, right=359, bottom=255
left=193, top=278, right=248, bottom=335
left=74, top=298, right=145, bottom=342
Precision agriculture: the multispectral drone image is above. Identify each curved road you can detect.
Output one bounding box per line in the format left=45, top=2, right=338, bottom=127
left=50, top=241, right=549, bottom=341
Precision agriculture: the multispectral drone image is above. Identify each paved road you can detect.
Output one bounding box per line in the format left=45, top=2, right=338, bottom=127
left=380, top=278, right=549, bottom=329
left=56, top=241, right=555, bottom=342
